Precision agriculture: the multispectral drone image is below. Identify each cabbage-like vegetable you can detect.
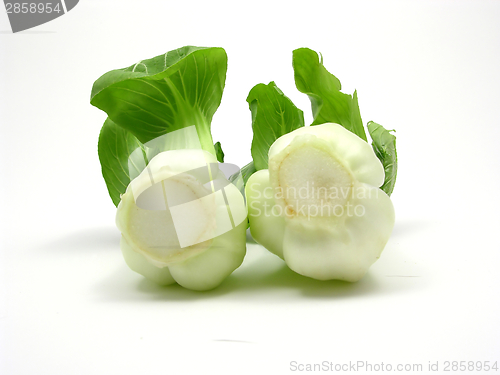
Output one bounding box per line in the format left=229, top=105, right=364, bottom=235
left=91, top=46, right=247, bottom=290
left=117, top=149, right=247, bottom=291
left=246, top=123, right=395, bottom=281
left=243, top=48, right=397, bottom=282
left=90, top=45, right=399, bottom=289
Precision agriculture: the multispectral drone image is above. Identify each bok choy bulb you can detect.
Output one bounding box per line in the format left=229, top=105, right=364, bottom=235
left=246, top=123, right=395, bottom=282
left=90, top=47, right=246, bottom=291
left=116, top=148, right=247, bottom=291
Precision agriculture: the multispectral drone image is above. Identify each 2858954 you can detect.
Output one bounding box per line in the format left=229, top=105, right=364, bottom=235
left=5, top=2, right=63, bottom=14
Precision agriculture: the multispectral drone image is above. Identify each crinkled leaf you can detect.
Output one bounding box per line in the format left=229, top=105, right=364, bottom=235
left=247, top=82, right=304, bottom=170
left=91, top=46, right=227, bottom=155
left=367, top=121, right=398, bottom=195
left=293, top=48, right=367, bottom=141
left=214, top=141, right=224, bottom=163
left=240, top=161, right=257, bottom=184
left=229, top=161, right=257, bottom=197
left=231, top=161, right=256, bottom=185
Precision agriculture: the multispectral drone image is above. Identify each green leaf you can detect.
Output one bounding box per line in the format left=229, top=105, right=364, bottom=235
left=91, top=46, right=228, bottom=155
left=239, top=161, right=257, bottom=185
left=229, top=161, right=257, bottom=198
left=367, top=121, right=398, bottom=196
left=98, top=118, right=145, bottom=206
left=292, top=48, right=367, bottom=141
left=214, top=141, right=224, bottom=163
left=247, top=82, right=304, bottom=170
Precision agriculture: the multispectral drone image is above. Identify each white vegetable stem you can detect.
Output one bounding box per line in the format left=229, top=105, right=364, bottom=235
left=116, top=149, right=247, bottom=291
left=246, top=123, right=395, bottom=282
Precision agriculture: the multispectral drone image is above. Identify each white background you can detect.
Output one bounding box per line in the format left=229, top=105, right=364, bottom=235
left=1, top=0, right=499, bottom=374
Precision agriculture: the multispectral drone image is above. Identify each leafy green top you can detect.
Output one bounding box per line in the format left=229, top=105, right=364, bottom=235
left=247, top=82, right=304, bottom=170
left=367, top=121, right=398, bottom=196
left=292, top=48, right=367, bottom=141
left=92, top=46, right=228, bottom=206
left=91, top=46, right=227, bottom=153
